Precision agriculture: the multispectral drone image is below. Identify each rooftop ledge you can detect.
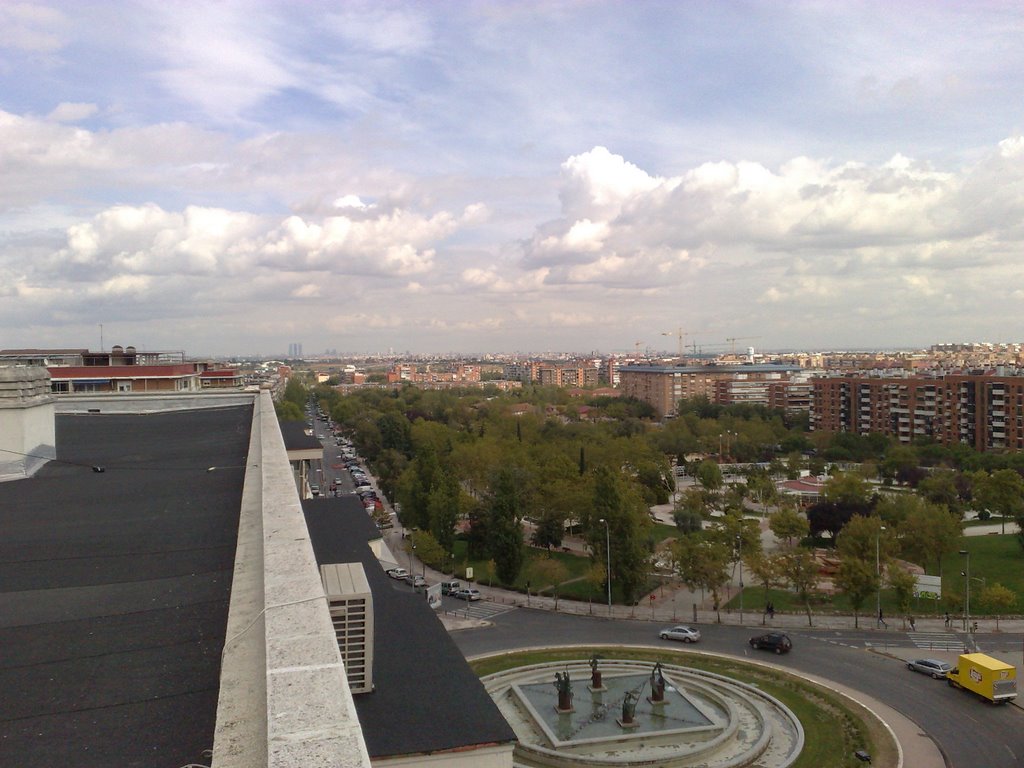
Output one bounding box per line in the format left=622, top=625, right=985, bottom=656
left=212, top=390, right=371, bottom=768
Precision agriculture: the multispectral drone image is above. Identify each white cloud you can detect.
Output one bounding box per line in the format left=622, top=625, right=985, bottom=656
left=47, top=102, right=99, bottom=122
left=0, top=3, right=69, bottom=52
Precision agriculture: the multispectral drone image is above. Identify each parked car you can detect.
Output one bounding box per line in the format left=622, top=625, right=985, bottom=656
left=659, top=625, right=701, bottom=643
left=386, top=567, right=409, bottom=581
left=749, top=632, right=792, bottom=654
left=453, top=588, right=482, bottom=601
left=907, top=659, right=953, bottom=679
left=441, top=580, right=462, bottom=595
left=309, top=485, right=320, bottom=496
left=405, top=574, right=427, bottom=589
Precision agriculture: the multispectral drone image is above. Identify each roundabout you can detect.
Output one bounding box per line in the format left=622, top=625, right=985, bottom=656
left=484, top=657, right=803, bottom=767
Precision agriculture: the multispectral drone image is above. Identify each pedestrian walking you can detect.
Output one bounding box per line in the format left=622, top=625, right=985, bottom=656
left=877, top=609, right=887, bottom=629
left=944, top=612, right=951, bottom=629
left=908, top=615, right=916, bottom=631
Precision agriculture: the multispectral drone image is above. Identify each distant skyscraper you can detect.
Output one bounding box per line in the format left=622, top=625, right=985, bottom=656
left=287, top=342, right=303, bottom=358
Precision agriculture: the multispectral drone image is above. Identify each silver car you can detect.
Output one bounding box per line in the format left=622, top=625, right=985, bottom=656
left=906, top=658, right=953, bottom=679
left=659, top=625, right=701, bottom=643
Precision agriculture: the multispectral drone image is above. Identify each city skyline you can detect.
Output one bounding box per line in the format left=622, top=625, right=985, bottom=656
left=2, top=2, right=1023, bottom=356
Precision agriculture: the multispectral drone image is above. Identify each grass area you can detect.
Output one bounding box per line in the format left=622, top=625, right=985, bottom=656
left=470, top=647, right=897, bottom=768
left=939, top=534, right=1024, bottom=614
left=443, top=539, right=662, bottom=605
left=730, top=533, right=1024, bottom=619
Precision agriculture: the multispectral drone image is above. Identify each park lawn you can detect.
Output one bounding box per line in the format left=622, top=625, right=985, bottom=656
left=731, top=534, right=1024, bottom=619
left=938, top=534, right=1024, bottom=615
left=448, top=539, right=663, bottom=605
left=449, top=540, right=593, bottom=592
left=470, top=647, right=896, bottom=768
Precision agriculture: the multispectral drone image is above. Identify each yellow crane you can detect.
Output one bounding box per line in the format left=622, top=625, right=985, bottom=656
left=662, top=327, right=717, bottom=356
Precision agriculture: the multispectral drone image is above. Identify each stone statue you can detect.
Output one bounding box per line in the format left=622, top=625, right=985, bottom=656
left=589, top=654, right=602, bottom=689
left=621, top=690, right=638, bottom=723
left=553, top=670, right=573, bottom=711
left=651, top=661, right=666, bottom=702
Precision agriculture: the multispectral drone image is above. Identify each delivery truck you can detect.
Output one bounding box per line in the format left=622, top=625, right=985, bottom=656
left=946, top=653, right=1017, bottom=704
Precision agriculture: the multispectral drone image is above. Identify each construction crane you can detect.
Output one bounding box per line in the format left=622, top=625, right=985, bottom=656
left=662, top=327, right=717, bottom=357
left=726, top=336, right=762, bottom=354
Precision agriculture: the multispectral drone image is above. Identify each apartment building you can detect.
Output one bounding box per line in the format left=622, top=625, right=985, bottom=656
left=503, top=360, right=599, bottom=388
left=810, top=372, right=1024, bottom=452
left=618, top=364, right=802, bottom=418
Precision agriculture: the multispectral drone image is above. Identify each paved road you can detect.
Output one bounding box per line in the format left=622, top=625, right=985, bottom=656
left=451, top=608, right=1024, bottom=768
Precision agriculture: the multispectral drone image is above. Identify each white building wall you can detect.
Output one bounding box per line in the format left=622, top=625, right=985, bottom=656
left=0, top=366, right=55, bottom=481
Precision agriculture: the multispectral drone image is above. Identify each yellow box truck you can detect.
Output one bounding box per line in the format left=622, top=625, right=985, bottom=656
left=946, top=653, right=1017, bottom=704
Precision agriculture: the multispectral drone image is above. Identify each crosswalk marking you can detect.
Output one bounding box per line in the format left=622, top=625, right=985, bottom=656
left=444, top=600, right=516, bottom=620
left=907, top=632, right=967, bottom=651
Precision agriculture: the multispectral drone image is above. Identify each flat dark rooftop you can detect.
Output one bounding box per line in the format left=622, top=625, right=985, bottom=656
left=279, top=419, right=323, bottom=450
left=303, top=498, right=517, bottom=759
left=0, top=406, right=252, bottom=768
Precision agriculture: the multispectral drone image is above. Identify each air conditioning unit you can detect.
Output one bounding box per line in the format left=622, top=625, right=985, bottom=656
left=321, top=562, right=374, bottom=694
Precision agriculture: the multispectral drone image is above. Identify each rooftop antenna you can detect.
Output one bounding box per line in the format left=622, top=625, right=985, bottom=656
left=99, top=324, right=104, bottom=352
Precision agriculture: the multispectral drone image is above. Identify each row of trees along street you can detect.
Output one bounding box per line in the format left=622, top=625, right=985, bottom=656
left=277, top=378, right=1024, bottom=619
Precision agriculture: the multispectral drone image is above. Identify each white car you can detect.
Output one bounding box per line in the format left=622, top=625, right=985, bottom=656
left=453, top=588, right=482, bottom=601
left=659, top=625, right=701, bottom=643
left=907, top=658, right=953, bottom=679
left=386, top=567, right=409, bottom=581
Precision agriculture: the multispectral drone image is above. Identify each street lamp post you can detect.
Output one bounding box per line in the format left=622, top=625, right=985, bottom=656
left=876, top=525, right=886, bottom=628
left=737, top=534, right=744, bottom=625
left=599, top=518, right=611, bottom=616
left=960, top=549, right=971, bottom=638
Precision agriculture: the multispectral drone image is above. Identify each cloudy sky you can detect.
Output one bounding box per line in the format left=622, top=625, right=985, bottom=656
left=2, top=1, right=1023, bottom=357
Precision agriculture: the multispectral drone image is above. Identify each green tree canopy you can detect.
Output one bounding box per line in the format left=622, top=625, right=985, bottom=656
left=769, top=506, right=809, bottom=547
left=834, top=555, right=879, bottom=628
left=896, top=499, right=962, bottom=575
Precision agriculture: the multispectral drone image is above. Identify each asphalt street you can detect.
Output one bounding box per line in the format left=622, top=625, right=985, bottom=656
left=451, top=607, right=1024, bottom=768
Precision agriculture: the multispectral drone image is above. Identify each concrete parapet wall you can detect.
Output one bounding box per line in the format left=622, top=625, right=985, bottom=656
left=213, top=390, right=371, bottom=768
left=53, top=392, right=257, bottom=413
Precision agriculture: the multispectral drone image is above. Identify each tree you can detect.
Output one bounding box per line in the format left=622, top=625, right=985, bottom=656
left=670, top=535, right=730, bottom=622
left=396, top=447, right=440, bottom=530
left=779, top=549, right=819, bottom=626
left=769, top=506, right=809, bottom=547
left=673, top=488, right=706, bottom=533
left=806, top=501, right=854, bottom=540
left=747, top=471, right=778, bottom=516
left=529, top=557, right=570, bottom=610
left=978, top=583, right=1017, bottom=631
left=881, top=445, right=919, bottom=484
left=896, top=500, right=962, bottom=576
left=747, top=551, right=784, bottom=624
left=916, top=470, right=963, bottom=518
left=710, top=512, right=763, bottom=571
left=408, top=529, right=445, bottom=572
left=836, top=514, right=891, bottom=563
left=376, top=411, right=412, bottom=456
left=974, top=468, right=1024, bottom=534
left=427, top=469, right=461, bottom=555
left=274, top=399, right=304, bottom=421
left=695, top=460, right=723, bottom=495
left=888, top=564, right=918, bottom=628
left=485, top=466, right=527, bottom=584
left=673, top=507, right=704, bottom=534
left=585, top=562, right=606, bottom=613
left=823, top=472, right=872, bottom=508
left=586, top=466, right=651, bottom=603
left=834, top=555, right=878, bottom=628
left=531, top=511, right=565, bottom=551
